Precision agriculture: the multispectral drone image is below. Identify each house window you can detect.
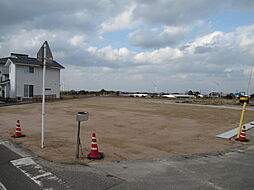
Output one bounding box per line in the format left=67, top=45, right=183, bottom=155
left=24, top=66, right=34, bottom=73
left=24, top=85, right=34, bottom=97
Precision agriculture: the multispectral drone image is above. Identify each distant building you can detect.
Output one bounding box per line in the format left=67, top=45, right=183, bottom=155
left=162, top=94, right=196, bottom=98
left=0, top=42, right=64, bottom=100
left=209, top=92, right=222, bottom=98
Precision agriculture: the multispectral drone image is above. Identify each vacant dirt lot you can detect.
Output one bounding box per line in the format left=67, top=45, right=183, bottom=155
left=0, top=97, right=253, bottom=163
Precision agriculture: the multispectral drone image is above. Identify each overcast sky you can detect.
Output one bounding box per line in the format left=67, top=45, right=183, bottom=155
left=1, top=0, right=254, bottom=93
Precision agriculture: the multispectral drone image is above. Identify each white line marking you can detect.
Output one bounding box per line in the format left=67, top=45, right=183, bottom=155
left=206, top=182, right=224, bottom=190
left=11, top=158, right=44, bottom=186
left=0, top=140, right=8, bottom=145
left=11, top=157, right=67, bottom=188
left=0, top=182, right=7, bottom=190
left=32, top=172, right=52, bottom=180
left=11, top=157, right=36, bottom=167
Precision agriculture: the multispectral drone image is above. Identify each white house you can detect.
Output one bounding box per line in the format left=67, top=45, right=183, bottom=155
left=0, top=42, right=64, bottom=100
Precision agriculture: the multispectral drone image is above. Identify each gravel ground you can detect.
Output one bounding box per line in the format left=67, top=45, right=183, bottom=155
left=0, top=97, right=253, bottom=164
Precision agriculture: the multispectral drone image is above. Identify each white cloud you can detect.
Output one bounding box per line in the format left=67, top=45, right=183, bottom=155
left=68, top=35, right=86, bottom=47
left=170, top=74, right=189, bottom=79
left=134, top=47, right=183, bottom=64
left=60, top=23, right=254, bottom=92
left=130, top=74, right=143, bottom=80
left=100, top=4, right=140, bottom=32
left=133, top=0, right=254, bottom=26
left=119, top=48, right=130, bottom=56
left=235, top=24, right=254, bottom=55
left=128, top=26, right=189, bottom=48
left=182, top=31, right=234, bottom=55
left=1, top=1, right=254, bottom=93
left=163, top=25, right=189, bottom=34
left=87, top=46, right=97, bottom=53
left=87, top=45, right=134, bottom=63
left=224, top=68, right=233, bottom=73
left=97, top=46, right=118, bottom=61
left=0, top=29, right=63, bottom=56
left=102, top=67, right=112, bottom=72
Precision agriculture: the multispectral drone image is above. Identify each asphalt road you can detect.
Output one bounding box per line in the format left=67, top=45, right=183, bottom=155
left=0, top=145, right=40, bottom=190
left=1, top=137, right=254, bottom=189
left=0, top=139, right=122, bottom=190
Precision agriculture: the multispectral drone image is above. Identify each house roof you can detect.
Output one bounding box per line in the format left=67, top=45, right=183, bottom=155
left=0, top=56, right=64, bottom=69
left=0, top=58, right=8, bottom=65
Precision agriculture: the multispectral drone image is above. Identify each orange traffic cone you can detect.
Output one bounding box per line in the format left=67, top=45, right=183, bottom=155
left=236, top=125, right=249, bottom=142
left=12, top=120, right=26, bottom=138
left=87, top=133, right=104, bottom=160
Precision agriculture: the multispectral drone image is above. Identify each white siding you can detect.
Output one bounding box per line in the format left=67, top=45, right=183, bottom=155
left=9, top=62, right=16, bottom=98
left=45, top=68, right=61, bottom=98
left=15, top=65, right=61, bottom=98
left=0, top=64, right=4, bottom=87
left=5, top=84, right=10, bottom=98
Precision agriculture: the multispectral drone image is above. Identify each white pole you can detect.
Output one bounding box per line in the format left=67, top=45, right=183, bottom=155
left=41, top=43, right=46, bottom=148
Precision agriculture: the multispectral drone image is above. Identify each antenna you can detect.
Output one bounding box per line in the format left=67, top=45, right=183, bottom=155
left=213, top=81, right=220, bottom=91
left=154, top=83, right=157, bottom=93
left=62, top=81, right=65, bottom=91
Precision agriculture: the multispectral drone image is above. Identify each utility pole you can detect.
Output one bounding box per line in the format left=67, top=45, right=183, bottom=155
left=37, top=41, right=53, bottom=149
left=41, top=42, right=46, bottom=148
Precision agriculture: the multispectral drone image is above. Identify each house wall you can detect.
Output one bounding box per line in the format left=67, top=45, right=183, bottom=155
left=15, top=65, right=61, bottom=98
left=5, top=84, right=10, bottom=98
left=44, top=68, right=61, bottom=98
left=9, top=62, right=16, bottom=98
left=0, top=64, right=3, bottom=97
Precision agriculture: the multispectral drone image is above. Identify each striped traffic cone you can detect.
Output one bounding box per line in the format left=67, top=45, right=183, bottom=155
left=236, top=125, right=249, bottom=142
left=12, top=120, right=26, bottom=138
left=87, top=133, right=104, bottom=160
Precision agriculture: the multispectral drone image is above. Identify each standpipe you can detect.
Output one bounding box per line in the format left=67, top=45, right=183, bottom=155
left=237, top=101, right=247, bottom=138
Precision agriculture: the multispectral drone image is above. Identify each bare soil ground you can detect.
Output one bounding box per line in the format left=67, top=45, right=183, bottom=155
left=0, top=97, right=253, bottom=164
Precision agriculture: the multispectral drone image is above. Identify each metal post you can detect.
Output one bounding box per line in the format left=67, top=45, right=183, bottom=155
left=41, top=43, right=46, bottom=148
left=76, top=121, right=81, bottom=158
left=237, top=102, right=247, bottom=138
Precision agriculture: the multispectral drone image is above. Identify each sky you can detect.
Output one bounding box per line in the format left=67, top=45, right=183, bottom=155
left=1, top=0, right=254, bottom=94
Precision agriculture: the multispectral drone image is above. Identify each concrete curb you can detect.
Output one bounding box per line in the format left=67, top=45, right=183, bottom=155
left=216, top=122, right=254, bottom=139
